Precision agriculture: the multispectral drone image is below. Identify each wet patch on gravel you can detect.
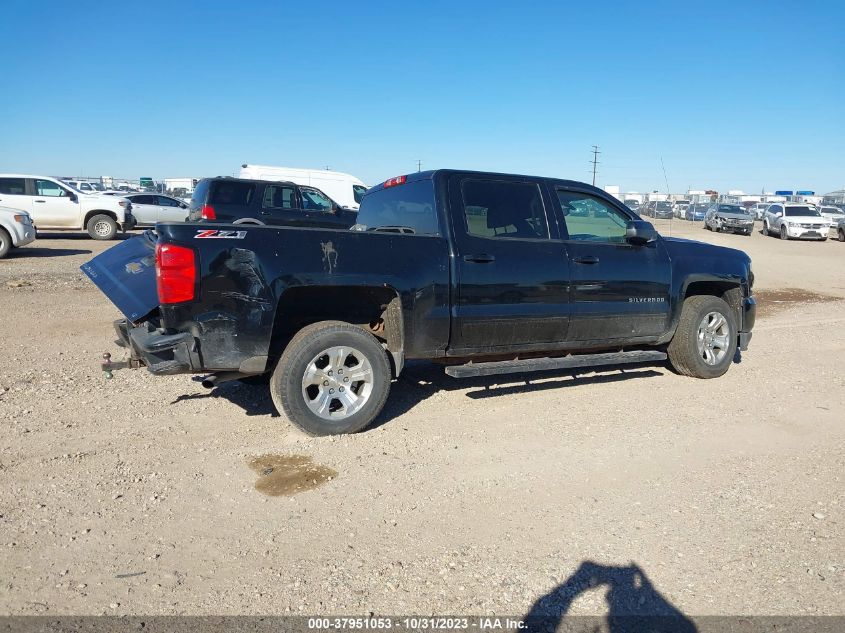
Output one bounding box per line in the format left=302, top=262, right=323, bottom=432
left=755, top=288, right=841, bottom=317
left=248, top=454, right=337, bottom=496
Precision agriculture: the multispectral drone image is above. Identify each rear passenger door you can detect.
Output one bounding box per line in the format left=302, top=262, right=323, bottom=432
left=260, top=184, right=302, bottom=225
left=553, top=187, right=671, bottom=342
left=447, top=174, right=570, bottom=353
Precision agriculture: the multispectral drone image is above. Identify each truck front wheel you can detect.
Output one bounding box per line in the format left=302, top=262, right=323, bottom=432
left=270, top=321, right=392, bottom=436
left=668, top=295, right=737, bottom=379
left=86, top=214, right=118, bottom=240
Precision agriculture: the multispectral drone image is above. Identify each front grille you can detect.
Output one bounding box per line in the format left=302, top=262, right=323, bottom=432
left=800, top=223, right=825, bottom=229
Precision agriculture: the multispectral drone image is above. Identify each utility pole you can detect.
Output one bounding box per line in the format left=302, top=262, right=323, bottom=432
left=416, top=159, right=422, bottom=172
left=590, top=146, right=600, bottom=186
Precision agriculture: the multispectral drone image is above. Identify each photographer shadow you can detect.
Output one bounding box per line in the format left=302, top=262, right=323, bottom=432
left=524, top=561, right=696, bottom=633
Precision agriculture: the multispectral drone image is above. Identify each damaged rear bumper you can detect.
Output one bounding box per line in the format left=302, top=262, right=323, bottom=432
left=114, top=318, right=198, bottom=375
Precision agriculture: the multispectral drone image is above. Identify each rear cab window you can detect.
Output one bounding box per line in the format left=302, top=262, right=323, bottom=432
left=354, top=179, right=439, bottom=235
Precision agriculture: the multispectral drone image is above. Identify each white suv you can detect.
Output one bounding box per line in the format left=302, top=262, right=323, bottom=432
left=0, top=175, right=135, bottom=240
left=762, top=203, right=828, bottom=241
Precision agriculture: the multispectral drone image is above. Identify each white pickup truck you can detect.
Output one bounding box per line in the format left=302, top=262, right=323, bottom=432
left=0, top=174, right=135, bottom=239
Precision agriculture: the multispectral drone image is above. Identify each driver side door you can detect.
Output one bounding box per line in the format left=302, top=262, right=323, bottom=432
left=155, top=196, right=188, bottom=223
left=32, top=179, right=79, bottom=228
left=554, top=187, right=671, bottom=342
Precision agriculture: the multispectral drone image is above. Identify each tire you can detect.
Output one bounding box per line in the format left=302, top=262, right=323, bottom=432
left=270, top=320, right=392, bottom=436
left=86, top=214, right=118, bottom=240
left=838, top=228, right=845, bottom=242
left=780, top=225, right=788, bottom=240
left=668, top=295, right=737, bottom=379
left=762, top=221, right=769, bottom=236
left=0, top=227, right=11, bottom=259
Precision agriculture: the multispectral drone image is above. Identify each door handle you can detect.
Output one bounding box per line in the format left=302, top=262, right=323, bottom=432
left=573, top=255, right=599, bottom=265
left=34, top=200, right=46, bottom=203
left=463, top=253, right=495, bottom=263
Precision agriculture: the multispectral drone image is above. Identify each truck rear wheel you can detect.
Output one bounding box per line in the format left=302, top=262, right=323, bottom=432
left=86, top=214, right=118, bottom=240
left=270, top=321, right=392, bottom=436
left=668, top=295, right=737, bottom=379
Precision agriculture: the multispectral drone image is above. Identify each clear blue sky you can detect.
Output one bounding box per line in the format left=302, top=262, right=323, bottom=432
left=1, top=0, right=842, bottom=194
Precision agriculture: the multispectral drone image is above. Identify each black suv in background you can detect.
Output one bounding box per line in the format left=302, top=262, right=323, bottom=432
left=188, top=177, right=358, bottom=228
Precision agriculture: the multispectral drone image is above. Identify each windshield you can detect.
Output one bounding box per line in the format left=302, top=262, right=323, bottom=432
left=822, top=207, right=844, bottom=215
left=352, top=185, right=368, bottom=204
left=718, top=205, right=746, bottom=214
left=784, top=207, right=820, bottom=217
left=656, top=202, right=672, bottom=209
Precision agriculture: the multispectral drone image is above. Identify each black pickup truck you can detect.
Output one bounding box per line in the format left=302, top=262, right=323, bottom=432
left=82, top=169, right=756, bottom=436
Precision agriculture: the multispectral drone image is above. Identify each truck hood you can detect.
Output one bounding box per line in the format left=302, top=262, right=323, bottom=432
left=661, top=236, right=751, bottom=265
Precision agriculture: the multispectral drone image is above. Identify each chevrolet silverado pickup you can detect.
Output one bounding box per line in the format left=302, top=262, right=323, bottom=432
left=82, top=169, right=756, bottom=436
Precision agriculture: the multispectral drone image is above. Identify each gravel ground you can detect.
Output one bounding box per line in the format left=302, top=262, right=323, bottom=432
left=0, top=222, right=843, bottom=618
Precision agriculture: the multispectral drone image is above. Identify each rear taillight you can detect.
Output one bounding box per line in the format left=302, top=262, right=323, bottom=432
left=156, top=243, right=196, bottom=304
left=383, top=175, right=407, bottom=188
left=200, top=204, right=216, bottom=220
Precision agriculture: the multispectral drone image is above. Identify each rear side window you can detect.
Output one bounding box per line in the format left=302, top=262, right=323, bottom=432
left=209, top=181, right=254, bottom=205
left=354, top=180, right=439, bottom=235
left=461, top=179, right=548, bottom=239
left=0, top=177, right=26, bottom=195
left=263, top=185, right=296, bottom=209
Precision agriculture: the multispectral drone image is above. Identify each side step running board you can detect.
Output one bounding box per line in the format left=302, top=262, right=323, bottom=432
left=444, top=350, right=667, bottom=378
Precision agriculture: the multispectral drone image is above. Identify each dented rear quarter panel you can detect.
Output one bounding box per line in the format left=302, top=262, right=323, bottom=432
left=155, top=223, right=450, bottom=370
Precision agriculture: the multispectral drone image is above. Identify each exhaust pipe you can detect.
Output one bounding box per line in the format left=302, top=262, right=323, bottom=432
left=201, top=372, right=245, bottom=389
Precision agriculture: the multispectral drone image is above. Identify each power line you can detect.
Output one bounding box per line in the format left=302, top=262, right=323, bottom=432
left=590, top=145, right=600, bottom=186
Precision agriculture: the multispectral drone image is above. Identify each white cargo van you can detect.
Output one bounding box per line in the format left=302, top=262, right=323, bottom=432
left=239, top=164, right=368, bottom=210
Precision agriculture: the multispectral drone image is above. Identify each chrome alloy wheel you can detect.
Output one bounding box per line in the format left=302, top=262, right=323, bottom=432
left=301, top=346, right=374, bottom=420
left=697, top=311, right=730, bottom=366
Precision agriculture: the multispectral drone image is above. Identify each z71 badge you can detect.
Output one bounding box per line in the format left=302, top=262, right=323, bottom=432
left=194, top=230, right=248, bottom=239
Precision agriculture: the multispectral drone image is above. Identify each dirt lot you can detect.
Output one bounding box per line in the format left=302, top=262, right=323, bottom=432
left=0, top=220, right=843, bottom=618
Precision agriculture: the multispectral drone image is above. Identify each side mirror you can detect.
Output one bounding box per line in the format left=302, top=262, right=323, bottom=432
left=626, top=220, right=658, bottom=245
left=68, top=193, right=78, bottom=203
left=180, top=203, right=188, bottom=209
